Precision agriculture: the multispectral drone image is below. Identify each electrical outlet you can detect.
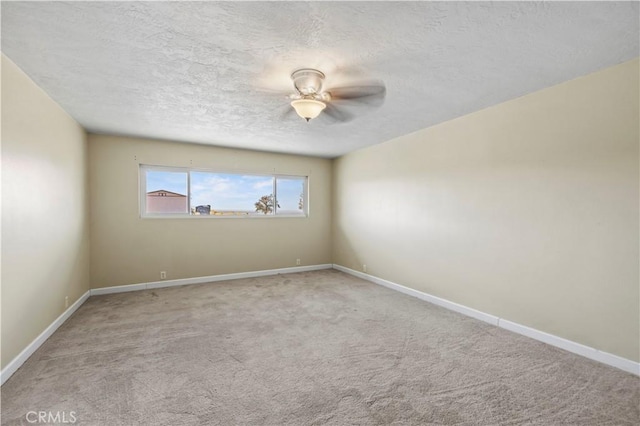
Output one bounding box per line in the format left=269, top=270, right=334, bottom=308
left=296, top=258, right=301, bottom=266
left=65, top=296, right=69, bottom=309
left=160, top=271, right=167, bottom=280
left=363, top=264, right=367, bottom=273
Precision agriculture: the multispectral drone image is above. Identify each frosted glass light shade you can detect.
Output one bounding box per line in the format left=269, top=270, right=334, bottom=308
left=291, top=99, right=326, bottom=122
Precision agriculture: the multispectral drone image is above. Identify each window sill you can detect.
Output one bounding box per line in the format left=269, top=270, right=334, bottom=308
left=139, top=214, right=308, bottom=220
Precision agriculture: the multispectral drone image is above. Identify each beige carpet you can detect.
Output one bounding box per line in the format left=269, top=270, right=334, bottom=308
left=2, top=270, right=638, bottom=425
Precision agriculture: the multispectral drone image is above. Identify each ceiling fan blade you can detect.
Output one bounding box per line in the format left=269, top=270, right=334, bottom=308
left=321, top=103, right=354, bottom=123
left=279, top=104, right=297, bottom=120
left=327, top=80, right=386, bottom=106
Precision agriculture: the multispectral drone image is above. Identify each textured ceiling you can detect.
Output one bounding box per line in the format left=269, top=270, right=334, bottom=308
left=2, top=2, right=638, bottom=158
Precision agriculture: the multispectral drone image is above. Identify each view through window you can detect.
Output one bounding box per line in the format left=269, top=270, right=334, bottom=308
left=141, top=166, right=307, bottom=217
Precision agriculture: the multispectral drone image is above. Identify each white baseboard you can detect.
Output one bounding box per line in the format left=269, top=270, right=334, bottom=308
left=91, top=264, right=334, bottom=295
left=333, top=264, right=500, bottom=326
left=333, top=264, right=640, bottom=376
left=1, top=290, right=91, bottom=386
left=498, top=319, right=639, bottom=375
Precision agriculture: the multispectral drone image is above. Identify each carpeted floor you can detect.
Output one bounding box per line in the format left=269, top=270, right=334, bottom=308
left=1, top=269, right=638, bottom=425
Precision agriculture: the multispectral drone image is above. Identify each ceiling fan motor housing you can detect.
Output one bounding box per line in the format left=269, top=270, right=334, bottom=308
left=291, top=69, right=325, bottom=96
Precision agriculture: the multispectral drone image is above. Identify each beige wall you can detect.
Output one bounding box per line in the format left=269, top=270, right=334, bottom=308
left=1, top=55, right=90, bottom=369
left=333, top=59, right=639, bottom=362
left=88, top=135, right=332, bottom=288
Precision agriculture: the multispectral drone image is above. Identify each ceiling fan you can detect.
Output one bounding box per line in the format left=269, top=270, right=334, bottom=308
left=285, top=68, right=386, bottom=122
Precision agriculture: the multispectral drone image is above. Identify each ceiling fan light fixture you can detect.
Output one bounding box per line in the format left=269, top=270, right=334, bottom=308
left=290, top=99, right=326, bottom=122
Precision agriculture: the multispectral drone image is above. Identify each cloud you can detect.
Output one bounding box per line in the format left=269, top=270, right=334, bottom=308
left=190, top=173, right=271, bottom=209
left=193, top=175, right=232, bottom=192
left=252, top=179, right=274, bottom=190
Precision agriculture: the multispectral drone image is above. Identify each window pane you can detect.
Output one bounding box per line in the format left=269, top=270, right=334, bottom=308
left=145, top=171, right=188, bottom=214
left=190, top=172, right=274, bottom=216
left=276, top=177, right=306, bottom=215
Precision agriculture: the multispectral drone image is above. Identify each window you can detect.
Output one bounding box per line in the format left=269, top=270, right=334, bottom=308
left=140, top=165, right=308, bottom=218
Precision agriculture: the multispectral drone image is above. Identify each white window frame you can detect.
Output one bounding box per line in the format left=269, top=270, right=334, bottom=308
left=139, top=164, right=308, bottom=219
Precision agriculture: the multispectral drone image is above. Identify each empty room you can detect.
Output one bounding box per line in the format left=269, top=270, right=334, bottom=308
left=1, top=2, right=639, bottom=425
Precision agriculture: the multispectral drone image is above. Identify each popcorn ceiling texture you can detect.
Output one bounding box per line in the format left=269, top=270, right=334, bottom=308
left=2, top=2, right=638, bottom=157
left=1, top=270, right=638, bottom=425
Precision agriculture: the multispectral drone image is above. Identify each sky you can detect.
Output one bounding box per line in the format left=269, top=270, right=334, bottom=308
left=146, top=170, right=304, bottom=212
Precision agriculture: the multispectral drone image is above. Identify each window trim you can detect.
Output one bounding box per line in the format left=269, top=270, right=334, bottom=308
left=139, top=164, right=309, bottom=219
